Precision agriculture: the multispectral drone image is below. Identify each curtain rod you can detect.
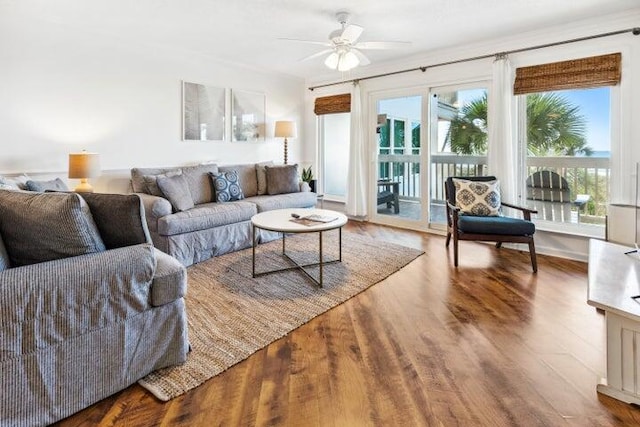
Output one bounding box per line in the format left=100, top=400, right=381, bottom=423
left=308, top=27, right=640, bottom=91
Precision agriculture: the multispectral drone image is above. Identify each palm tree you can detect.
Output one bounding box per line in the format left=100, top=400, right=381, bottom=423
left=444, top=95, right=488, bottom=155
left=445, top=92, right=592, bottom=156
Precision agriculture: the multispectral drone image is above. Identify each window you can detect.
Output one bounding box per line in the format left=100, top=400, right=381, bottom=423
left=319, top=112, right=350, bottom=199
left=520, top=87, right=611, bottom=229
left=513, top=53, right=619, bottom=233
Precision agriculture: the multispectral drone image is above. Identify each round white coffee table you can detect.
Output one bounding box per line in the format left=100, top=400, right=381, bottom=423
left=251, top=208, right=348, bottom=287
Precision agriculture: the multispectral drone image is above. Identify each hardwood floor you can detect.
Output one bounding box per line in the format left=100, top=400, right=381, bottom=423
left=55, top=222, right=640, bottom=426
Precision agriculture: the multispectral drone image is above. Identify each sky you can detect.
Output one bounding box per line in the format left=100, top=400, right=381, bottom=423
left=378, top=87, right=611, bottom=152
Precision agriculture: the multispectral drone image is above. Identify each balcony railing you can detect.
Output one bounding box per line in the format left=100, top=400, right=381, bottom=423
left=377, top=153, right=610, bottom=223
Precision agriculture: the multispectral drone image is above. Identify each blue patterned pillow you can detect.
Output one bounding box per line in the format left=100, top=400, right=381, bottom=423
left=453, top=178, right=501, bottom=216
left=210, top=171, right=244, bottom=202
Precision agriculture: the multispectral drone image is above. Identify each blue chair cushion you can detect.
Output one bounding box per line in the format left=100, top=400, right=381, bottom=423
left=458, top=215, right=535, bottom=236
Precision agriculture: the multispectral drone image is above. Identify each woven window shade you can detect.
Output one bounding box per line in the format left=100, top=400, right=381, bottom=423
left=513, top=52, right=621, bottom=95
left=314, top=93, right=351, bottom=115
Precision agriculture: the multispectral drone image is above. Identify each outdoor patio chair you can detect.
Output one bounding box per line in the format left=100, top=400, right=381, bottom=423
left=377, top=179, right=400, bottom=214
left=445, top=176, right=538, bottom=272
left=526, top=170, right=591, bottom=223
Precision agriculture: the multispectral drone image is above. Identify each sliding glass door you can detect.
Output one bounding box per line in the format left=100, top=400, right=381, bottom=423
left=370, top=83, right=489, bottom=231
left=428, top=84, right=489, bottom=227
left=373, top=94, right=426, bottom=226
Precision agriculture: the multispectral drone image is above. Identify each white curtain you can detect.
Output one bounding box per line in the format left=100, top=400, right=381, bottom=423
left=346, top=82, right=367, bottom=217
left=487, top=55, right=518, bottom=204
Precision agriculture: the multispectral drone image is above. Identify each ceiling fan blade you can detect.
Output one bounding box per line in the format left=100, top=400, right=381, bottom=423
left=278, top=38, right=332, bottom=47
left=351, top=49, right=371, bottom=66
left=353, top=41, right=411, bottom=50
left=340, top=24, right=364, bottom=44
left=300, top=49, right=334, bottom=62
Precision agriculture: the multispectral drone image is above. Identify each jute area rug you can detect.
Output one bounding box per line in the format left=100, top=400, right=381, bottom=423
left=138, top=231, right=423, bottom=401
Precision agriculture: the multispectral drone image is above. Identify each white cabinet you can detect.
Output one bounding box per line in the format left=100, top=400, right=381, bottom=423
left=588, top=239, right=640, bottom=404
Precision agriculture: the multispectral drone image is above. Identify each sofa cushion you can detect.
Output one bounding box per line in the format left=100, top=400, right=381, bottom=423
left=246, top=192, right=318, bottom=213
left=131, top=167, right=181, bottom=194
left=151, top=248, right=187, bottom=306
left=157, top=201, right=257, bottom=236
left=0, top=190, right=106, bottom=266
left=211, top=170, right=245, bottom=202
left=219, top=164, right=258, bottom=197
left=181, top=163, right=219, bottom=204
left=453, top=178, right=501, bottom=216
left=142, top=169, right=182, bottom=197
left=266, top=164, right=299, bottom=195
left=157, top=174, right=195, bottom=212
left=458, top=215, right=535, bottom=236
left=25, top=178, right=69, bottom=192
left=256, top=161, right=273, bottom=195
left=0, top=233, right=10, bottom=271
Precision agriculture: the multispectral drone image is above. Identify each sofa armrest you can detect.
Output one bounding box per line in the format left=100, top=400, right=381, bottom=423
left=151, top=248, right=187, bottom=307
left=136, top=192, right=173, bottom=231
left=299, top=181, right=311, bottom=192
left=0, top=243, right=156, bottom=361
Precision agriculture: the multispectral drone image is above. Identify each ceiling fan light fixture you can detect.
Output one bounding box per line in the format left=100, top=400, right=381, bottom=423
left=324, top=52, right=340, bottom=69
left=338, top=50, right=359, bottom=71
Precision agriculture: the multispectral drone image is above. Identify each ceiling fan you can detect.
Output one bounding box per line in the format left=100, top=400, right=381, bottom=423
left=280, top=12, right=411, bottom=72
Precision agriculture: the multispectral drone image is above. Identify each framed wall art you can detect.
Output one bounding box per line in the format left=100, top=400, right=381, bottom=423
left=231, top=89, right=265, bottom=142
left=183, top=81, right=226, bottom=141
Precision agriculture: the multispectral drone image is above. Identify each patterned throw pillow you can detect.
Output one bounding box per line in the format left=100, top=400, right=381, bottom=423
left=453, top=178, right=501, bottom=216
left=210, top=171, right=244, bottom=202
left=0, top=174, right=30, bottom=190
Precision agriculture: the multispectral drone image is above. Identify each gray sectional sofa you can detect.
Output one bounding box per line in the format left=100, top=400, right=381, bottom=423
left=0, top=190, right=189, bottom=427
left=131, top=162, right=317, bottom=266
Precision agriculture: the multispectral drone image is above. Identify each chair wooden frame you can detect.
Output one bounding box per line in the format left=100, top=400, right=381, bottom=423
left=445, top=176, right=539, bottom=272
left=377, top=180, right=400, bottom=214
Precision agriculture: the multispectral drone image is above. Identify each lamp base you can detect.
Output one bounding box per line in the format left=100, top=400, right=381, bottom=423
left=284, top=138, right=288, bottom=165
left=74, top=179, right=94, bottom=193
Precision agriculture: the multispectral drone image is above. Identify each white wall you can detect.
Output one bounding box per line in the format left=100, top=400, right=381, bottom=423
left=305, top=10, right=640, bottom=261
left=0, top=16, right=305, bottom=188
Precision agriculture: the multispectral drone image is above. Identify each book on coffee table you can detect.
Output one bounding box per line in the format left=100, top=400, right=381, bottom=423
left=304, top=214, right=338, bottom=223
left=290, top=213, right=338, bottom=226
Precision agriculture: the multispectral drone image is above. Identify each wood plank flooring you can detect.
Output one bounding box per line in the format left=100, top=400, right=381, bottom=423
left=55, top=222, right=640, bottom=426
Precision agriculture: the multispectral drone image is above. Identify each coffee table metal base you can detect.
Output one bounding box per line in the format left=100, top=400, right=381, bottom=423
left=252, top=226, right=342, bottom=287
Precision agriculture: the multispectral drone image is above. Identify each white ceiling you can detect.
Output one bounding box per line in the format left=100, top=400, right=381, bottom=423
left=3, top=0, right=640, bottom=80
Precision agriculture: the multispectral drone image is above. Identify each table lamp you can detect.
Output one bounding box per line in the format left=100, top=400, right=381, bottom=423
left=68, top=151, right=100, bottom=192
left=274, top=121, right=297, bottom=165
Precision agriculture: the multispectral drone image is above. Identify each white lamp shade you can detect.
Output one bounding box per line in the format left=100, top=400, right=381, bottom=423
left=338, top=51, right=360, bottom=71
left=324, top=52, right=339, bottom=69
left=274, top=121, right=297, bottom=138
left=68, top=152, right=100, bottom=179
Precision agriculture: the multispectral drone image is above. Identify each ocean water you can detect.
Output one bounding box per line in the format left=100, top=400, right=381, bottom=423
left=575, top=150, right=610, bottom=157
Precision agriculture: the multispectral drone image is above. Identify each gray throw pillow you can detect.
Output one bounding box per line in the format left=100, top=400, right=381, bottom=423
left=256, top=161, right=274, bottom=195
left=156, top=174, right=195, bottom=212
left=265, top=164, right=299, bottom=195
left=0, top=233, right=10, bottom=271
left=210, top=171, right=245, bottom=202
left=0, top=190, right=106, bottom=266
left=180, top=163, right=219, bottom=204
left=142, top=169, right=182, bottom=197
left=80, top=193, right=152, bottom=249
left=25, top=178, right=69, bottom=192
